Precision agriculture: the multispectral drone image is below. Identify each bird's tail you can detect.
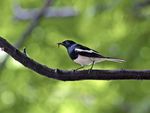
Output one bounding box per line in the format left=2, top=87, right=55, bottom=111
left=104, top=57, right=126, bottom=63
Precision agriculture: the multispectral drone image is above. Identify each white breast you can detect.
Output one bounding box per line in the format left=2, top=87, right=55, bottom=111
left=74, top=55, right=105, bottom=66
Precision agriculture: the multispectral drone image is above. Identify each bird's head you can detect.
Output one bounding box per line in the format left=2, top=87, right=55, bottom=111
left=57, top=40, right=76, bottom=48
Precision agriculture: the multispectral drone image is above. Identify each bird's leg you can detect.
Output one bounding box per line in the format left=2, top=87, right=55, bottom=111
left=74, top=66, right=84, bottom=71
left=88, top=61, right=95, bottom=73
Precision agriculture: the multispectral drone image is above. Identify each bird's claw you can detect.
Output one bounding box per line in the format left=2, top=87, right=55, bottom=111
left=88, top=69, right=92, bottom=74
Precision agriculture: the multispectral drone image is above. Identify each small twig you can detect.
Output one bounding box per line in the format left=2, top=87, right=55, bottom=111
left=23, top=47, right=27, bottom=56
left=0, top=36, right=150, bottom=81
left=0, top=0, right=52, bottom=70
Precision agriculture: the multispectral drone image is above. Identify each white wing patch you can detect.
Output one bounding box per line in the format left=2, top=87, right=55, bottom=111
left=74, top=55, right=106, bottom=66
left=75, top=48, right=97, bottom=53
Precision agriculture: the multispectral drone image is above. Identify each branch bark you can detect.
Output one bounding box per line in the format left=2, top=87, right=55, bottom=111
left=0, top=36, right=150, bottom=81
left=0, top=0, right=52, bottom=69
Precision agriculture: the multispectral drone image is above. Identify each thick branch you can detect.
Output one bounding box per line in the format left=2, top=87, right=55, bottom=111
left=0, top=36, right=150, bottom=81
left=0, top=0, right=52, bottom=69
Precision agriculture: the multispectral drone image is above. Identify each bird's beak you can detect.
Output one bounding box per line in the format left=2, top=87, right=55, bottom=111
left=57, top=42, right=63, bottom=48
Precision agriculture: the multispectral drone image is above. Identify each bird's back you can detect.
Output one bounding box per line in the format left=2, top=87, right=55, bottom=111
left=74, top=44, right=105, bottom=58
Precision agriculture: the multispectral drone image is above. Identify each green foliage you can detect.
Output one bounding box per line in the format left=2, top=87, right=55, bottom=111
left=0, top=0, right=150, bottom=113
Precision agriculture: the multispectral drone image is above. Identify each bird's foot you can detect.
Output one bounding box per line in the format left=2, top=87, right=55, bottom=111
left=23, top=47, right=28, bottom=56
left=73, top=66, right=84, bottom=72
left=88, top=69, right=92, bottom=74
left=72, top=69, right=77, bottom=72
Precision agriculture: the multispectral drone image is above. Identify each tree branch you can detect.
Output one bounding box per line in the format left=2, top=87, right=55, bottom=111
left=13, top=5, right=78, bottom=20
left=0, top=0, right=52, bottom=69
left=0, top=36, right=150, bottom=81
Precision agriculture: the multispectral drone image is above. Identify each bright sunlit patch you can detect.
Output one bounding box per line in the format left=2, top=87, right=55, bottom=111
left=7, top=58, right=24, bottom=69
left=46, top=83, right=72, bottom=105
left=1, top=90, right=16, bottom=106
left=59, top=102, right=80, bottom=113
left=82, top=80, right=109, bottom=91
left=112, top=23, right=126, bottom=39
left=0, top=49, right=7, bottom=63
left=51, top=83, right=72, bottom=98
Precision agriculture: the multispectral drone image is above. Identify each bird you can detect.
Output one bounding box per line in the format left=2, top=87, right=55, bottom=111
left=58, top=40, right=125, bottom=71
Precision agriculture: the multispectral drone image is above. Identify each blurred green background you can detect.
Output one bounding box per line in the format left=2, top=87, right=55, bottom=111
left=0, top=0, right=150, bottom=113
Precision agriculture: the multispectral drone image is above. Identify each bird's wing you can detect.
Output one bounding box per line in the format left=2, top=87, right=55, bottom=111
left=75, top=44, right=104, bottom=58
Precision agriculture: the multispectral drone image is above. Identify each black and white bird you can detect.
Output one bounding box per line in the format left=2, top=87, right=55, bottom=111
left=58, top=40, right=125, bottom=70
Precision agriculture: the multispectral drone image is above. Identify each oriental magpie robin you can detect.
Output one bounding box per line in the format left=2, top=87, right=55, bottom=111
left=58, top=40, right=125, bottom=71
